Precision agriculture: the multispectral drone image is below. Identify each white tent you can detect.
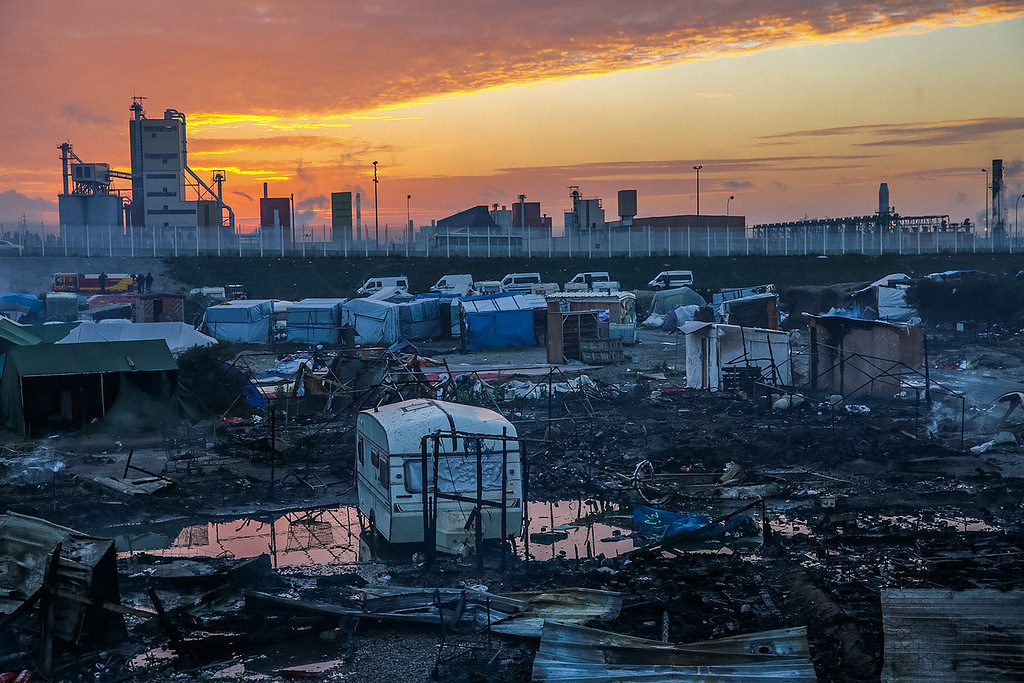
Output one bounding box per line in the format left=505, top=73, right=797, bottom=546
left=203, top=299, right=275, bottom=344
left=56, top=320, right=217, bottom=355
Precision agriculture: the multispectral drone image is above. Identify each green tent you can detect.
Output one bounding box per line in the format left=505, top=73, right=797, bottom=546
left=1, top=340, right=177, bottom=435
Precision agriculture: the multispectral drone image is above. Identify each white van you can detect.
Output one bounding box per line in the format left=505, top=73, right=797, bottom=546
left=358, top=275, right=409, bottom=295
left=355, top=399, right=523, bottom=556
left=648, top=270, right=694, bottom=290
left=430, top=274, right=474, bottom=297
left=564, top=271, right=620, bottom=292
left=500, top=272, right=542, bottom=293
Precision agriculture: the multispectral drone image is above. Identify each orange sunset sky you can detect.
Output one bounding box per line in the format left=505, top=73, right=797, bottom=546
left=1, top=1, right=1022, bottom=233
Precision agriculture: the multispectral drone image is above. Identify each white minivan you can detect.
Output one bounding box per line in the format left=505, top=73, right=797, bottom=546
left=358, top=275, right=409, bottom=295
left=430, top=274, right=474, bottom=296
left=564, top=271, right=620, bottom=292
left=499, top=272, right=542, bottom=293
left=648, top=270, right=694, bottom=290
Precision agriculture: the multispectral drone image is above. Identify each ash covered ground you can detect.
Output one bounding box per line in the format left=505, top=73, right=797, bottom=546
left=3, top=323, right=1024, bottom=681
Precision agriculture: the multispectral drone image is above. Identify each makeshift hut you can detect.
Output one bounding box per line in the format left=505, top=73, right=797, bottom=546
left=344, top=297, right=440, bottom=345
left=287, top=298, right=350, bottom=344
left=455, top=292, right=545, bottom=350
left=1, top=339, right=178, bottom=434
left=203, top=299, right=275, bottom=344
left=845, top=273, right=918, bottom=323
left=683, top=322, right=792, bottom=391
left=807, top=314, right=925, bottom=398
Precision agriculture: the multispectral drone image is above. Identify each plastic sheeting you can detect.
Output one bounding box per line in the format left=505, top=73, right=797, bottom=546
left=633, top=504, right=754, bottom=541
left=344, top=297, right=439, bottom=345
left=287, top=298, right=350, bottom=344
left=204, top=300, right=274, bottom=344
left=455, top=292, right=545, bottom=345
left=56, top=320, right=217, bottom=355
left=650, top=287, right=706, bottom=315
left=464, top=310, right=535, bottom=350
left=0, top=293, right=44, bottom=316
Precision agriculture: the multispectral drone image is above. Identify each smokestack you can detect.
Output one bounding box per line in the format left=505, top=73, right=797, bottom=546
left=878, top=183, right=890, bottom=216
left=263, top=182, right=268, bottom=199
left=992, top=159, right=1004, bottom=239
left=356, top=192, right=362, bottom=240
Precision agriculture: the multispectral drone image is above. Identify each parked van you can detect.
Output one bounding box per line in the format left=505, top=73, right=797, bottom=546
left=355, top=398, right=522, bottom=555
left=500, top=272, right=542, bottom=293
left=564, top=271, right=620, bottom=292
left=358, top=275, right=409, bottom=295
left=648, top=270, right=694, bottom=290
left=430, top=274, right=474, bottom=296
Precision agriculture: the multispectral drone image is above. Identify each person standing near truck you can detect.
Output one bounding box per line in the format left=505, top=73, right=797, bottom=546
left=145, top=272, right=153, bottom=293
left=98, top=272, right=107, bottom=293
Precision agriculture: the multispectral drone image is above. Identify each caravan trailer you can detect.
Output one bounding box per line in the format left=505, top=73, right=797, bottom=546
left=355, top=399, right=522, bottom=555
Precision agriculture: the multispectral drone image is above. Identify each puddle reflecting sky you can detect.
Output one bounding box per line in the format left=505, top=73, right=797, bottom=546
left=100, top=501, right=638, bottom=568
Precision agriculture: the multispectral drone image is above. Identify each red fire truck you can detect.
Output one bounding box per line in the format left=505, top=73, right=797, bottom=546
left=51, top=273, right=136, bottom=293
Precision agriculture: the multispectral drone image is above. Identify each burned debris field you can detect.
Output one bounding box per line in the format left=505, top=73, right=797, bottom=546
left=3, top=264, right=1024, bottom=681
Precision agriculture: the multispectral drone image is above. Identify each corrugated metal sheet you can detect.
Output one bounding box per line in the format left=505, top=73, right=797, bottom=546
left=460, top=293, right=546, bottom=313
left=489, top=588, right=623, bottom=638
left=532, top=621, right=816, bottom=682
left=881, top=588, right=1024, bottom=682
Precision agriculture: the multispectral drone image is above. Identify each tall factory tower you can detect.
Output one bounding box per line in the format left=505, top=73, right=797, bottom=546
left=128, top=97, right=233, bottom=231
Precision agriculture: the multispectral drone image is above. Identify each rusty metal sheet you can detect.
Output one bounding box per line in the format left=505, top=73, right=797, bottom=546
left=881, top=588, right=1024, bottom=682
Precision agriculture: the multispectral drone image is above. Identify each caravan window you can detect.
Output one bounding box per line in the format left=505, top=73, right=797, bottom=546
left=397, top=279, right=407, bottom=288
left=377, top=454, right=389, bottom=487
left=358, top=437, right=365, bottom=466
left=403, top=455, right=504, bottom=494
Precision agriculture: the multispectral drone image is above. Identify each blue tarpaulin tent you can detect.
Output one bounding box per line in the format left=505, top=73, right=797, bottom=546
left=456, top=292, right=543, bottom=350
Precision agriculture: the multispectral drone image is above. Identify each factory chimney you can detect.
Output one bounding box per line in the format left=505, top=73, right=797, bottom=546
left=263, top=182, right=269, bottom=199
left=356, top=192, right=362, bottom=241
left=878, top=183, right=890, bottom=216
left=992, top=159, right=1004, bottom=240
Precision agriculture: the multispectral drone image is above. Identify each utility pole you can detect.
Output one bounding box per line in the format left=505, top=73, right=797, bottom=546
left=373, top=161, right=379, bottom=247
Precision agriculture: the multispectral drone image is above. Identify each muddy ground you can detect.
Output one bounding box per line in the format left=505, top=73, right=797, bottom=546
left=3, top=328, right=1024, bottom=681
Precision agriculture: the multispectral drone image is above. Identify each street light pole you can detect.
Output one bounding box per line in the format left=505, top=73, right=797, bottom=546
left=693, top=165, right=702, bottom=237
left=727, top=195, right=734, bottom=220
left=373, top=161, right=379, bottom=247
left=407, top=194, right=412, bottom=242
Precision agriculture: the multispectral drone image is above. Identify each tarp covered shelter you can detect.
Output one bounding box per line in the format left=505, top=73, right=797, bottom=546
left=344, top=297, right=440, bottom=345
left=846, top=273, right=918, bottom=323
left=287, top=298, right=350, bottom=344
left=683, top=322, right=792, bottom=391
left=203, top=299, right=275, bottom=344
left=1, top=339, right=177, bottom=434
left=0, top=293, right=44, bottom=322
left=456, top=292, right=544, bottom=350
left=650, top=287, right=706, bottom=315
left=56, top=320, right=217, bottom=355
